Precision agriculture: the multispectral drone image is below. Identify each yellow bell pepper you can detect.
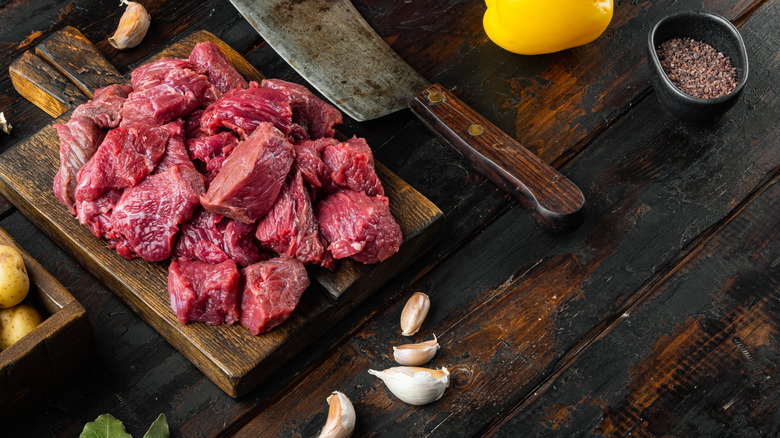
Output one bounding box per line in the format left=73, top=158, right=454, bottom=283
left=483, top=0, right=614, bottom=55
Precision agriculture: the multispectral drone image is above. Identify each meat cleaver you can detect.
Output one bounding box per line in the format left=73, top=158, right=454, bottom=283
left=228, top=0, right=585, bottom=233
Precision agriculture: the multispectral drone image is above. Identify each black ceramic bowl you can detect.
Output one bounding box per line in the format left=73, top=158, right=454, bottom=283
left=647, top=11, right=748, bottom=122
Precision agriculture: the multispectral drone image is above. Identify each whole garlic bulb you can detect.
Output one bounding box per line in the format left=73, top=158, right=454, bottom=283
left=317, top=391, right=356, bottom=438
left=368, top=366, right=449, bottom=405
left=108, top=1, right=151, bottom=50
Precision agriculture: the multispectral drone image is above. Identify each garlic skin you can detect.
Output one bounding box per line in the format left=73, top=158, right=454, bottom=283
left=317, top=391, right=356, bottom=438
left=369, top=366, right=449, bottom=405
left=0, top=112, right=11, bottom=135
left=393, top=335, right=440, bottom=366
left=108, top=1, right=151, bottom=50
left=400, top=292, right=430, bottom=336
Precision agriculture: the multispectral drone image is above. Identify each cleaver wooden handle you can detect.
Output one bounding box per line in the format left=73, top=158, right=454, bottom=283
left=409, top=83, right=585, bottom=234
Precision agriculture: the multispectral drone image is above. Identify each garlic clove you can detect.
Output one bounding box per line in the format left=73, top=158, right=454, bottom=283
left=317, top=391, right=356, bottom=438
left=393, top=335, right=440, bottom=366
left=108, top=1, right=151, bottom=50
left=368, top=366, right=449, bottom=405
left=400, top=292, right=430, bottom=336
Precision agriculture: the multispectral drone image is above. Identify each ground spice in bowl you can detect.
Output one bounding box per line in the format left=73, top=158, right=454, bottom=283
left=656, top=37, right=738, bottom=99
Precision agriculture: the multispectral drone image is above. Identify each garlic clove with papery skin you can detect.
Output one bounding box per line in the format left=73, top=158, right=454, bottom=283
left=400, top=292, right=430, bottom=336
left=317, top=391, right=356, bottom=438
left=393, top=335, right=440, bottom=366
left=108, top=1, right=151, bottom=50
left=368, top=366, right=449, bottom=405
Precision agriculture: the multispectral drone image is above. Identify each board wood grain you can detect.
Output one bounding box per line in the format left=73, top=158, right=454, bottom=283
left=1, top=27, right=444, bottom=397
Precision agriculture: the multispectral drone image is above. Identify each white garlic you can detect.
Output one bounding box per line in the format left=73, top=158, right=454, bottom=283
left=317, top=391, right=355, bottom=438
left=0, top=112, right=11, bottom=135
left=108, top=1, right=151, bottom=50
left=400, top=292, right=430, bottom=336
left=368, top=366, right=449, bottom=405
left=393, top=335, right=440, bottom=366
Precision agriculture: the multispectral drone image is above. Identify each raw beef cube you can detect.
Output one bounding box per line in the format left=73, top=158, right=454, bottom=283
left=293, top=137, right=338, bottom=194
left=121, top=84, right=202, bottom=128
left=189, top=41, right=248, bottom=93
left=53, top=116, right=106, bottom=214
left=76, top=189, right=122, bottom=238
left=74, top=124, right=169, bottom=203
left=255, top=171, right=327, bottom=265
left=130, top=57, right=192, bottom=90
left=316, top=190, right=401, bottom=264
left=109, top=165, right=204, bottom=261
left=184, top=109, right=206, bottom=138
left=173, top=209, right=229, bottom=264
left=168, top=259, right=240, bottom=325
left=200, top=82, right=301, bottom=140
left=174, top=208, right=265, bottom=266
left=240, top=258, right=310, bottom=335
left=322, top=136, right=384, bottom=196
left=122, top=66, right=220, bottom=127
left=186, top=131, right=239, bottom=180
left=220, top=219, right=266, bottom=267
left=200, top=122, right=294, bottom=223
left=262, top=78, right=342, bottom=139
left=71, top=84, right=133, bottom=129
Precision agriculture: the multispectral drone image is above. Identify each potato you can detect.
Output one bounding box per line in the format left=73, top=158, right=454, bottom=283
left=0, top=302, right=43, bottom=350
left=0, top=244, right=30, bottom=309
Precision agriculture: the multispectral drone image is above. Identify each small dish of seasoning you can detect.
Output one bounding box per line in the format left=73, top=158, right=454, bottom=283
left=647, top=11, right=748, bottom=122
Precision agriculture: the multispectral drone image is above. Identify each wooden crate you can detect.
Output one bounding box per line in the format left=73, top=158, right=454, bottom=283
left=0, top=226, right=94, bottom=420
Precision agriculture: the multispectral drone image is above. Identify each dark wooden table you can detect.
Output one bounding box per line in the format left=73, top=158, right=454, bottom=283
left=1, top=0, right=778, bottom=436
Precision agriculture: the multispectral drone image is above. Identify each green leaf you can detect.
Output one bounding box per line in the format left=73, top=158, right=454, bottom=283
left=143, top=413, right=169, bottom=438
left=80, top=414, right=132, bottom=438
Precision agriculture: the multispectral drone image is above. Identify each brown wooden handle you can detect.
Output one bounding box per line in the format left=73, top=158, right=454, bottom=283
left=9, top=50, right=87, bottom=118
left=35, top=26, right=125, bottom=97
left=409, top=83, right=585, bottom=233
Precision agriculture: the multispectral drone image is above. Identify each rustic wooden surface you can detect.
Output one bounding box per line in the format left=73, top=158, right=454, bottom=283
left=0, top=0, right=777, bottom=436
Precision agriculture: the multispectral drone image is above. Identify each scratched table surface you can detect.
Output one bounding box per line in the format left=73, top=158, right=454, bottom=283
left=1, top=0, right=778, bottom=436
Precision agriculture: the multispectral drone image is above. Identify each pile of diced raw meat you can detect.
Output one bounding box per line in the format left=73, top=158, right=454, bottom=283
left=53, top=42, right=402, bottom=335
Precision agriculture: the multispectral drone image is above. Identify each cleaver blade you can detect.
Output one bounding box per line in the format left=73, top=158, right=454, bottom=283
left=229, top=0, right=585, bottom=233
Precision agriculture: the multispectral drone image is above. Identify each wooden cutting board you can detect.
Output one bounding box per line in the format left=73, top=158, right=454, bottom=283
left=1, top=27, right=444, bottom=397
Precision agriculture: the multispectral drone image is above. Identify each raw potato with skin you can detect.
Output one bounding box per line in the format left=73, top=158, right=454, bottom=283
left=0, top=245, right=30, bottom=309
left=0, top=302, right=43, bottom=350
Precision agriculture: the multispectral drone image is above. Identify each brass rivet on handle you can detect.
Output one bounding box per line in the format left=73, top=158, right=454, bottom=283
left=427, top=90, right=445, bottom=104
left=467, top=123, right=484, bottom=136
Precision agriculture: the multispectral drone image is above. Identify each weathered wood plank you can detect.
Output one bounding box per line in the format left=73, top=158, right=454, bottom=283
left=231, top=2, right=780, bottom=435
left=490, top=176, right=780, bottom=436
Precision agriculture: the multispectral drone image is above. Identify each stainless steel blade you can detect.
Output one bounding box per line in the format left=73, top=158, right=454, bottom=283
left=229, top=0, right=431, bottom=122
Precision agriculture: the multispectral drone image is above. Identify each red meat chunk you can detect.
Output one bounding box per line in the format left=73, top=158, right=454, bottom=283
left=174, top=209, right=229, bottom=264
left=200, top=82, right=301, bottom=140
left=200, top=122, right=294, bottom=223
left=130, top=57, right=192, bottom=90
left=109, top=165, right=204, bottom=261
left=53, top=116, right=106, bottom=214
left=122, top=61, right=220, bottom=128
left=174, top=209, right=265, bottom=267
left=189, top=41, right=248, bottom=93
left=71, top=84, right=133, bottom=129
left=74, top=124, right=169, bottom=204
left=168, top=259, right=240, bottom=325
left=221, top=219, right=266, bottom=267
left=261, top=78, right=342, bottom=139
left=240, top=258, right=310, bottom=335
left=256, top=171, right=328, bottom=265
left=185, top=131, right=239, bottom=181
left=316, top=190, right=401, bottom=264
left=293, top=137, right=338, bottom=194
left=322, top=136, right=384, bottom=196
